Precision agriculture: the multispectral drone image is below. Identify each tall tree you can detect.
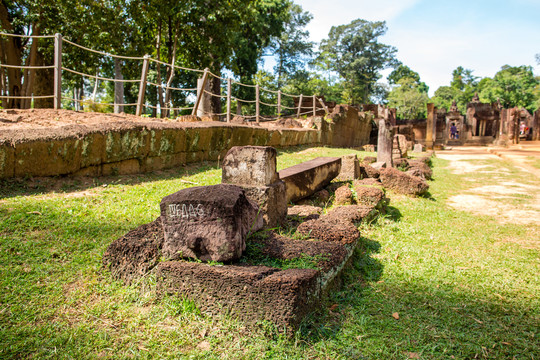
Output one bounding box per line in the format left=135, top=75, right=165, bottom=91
left=491, top=65, right=538, bottom=112
left=387, top=78, right=429, bottom=119
left=387, top=64, right=428, bottom=93
left=268, top=2, right=313, bottom=87
left=318, top=19, right=397, bottom=104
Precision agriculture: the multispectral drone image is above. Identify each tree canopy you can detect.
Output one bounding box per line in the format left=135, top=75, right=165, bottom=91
left=318, top=19, right=398, bottom=104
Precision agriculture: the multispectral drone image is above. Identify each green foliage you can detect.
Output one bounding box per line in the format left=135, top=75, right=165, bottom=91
left=268, top=2, right=314, bottom=87
left=387, top=78, right=429, bottom=119
left=387, top=64, right=428, bottom=94
left=491, top=65, right=539, bottom=112
left=431, top=85, right=461, bottom=112
left=318, top=19, right=398, bottom=104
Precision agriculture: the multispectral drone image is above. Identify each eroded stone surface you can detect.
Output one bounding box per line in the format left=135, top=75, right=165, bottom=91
left=222, top=146, right=279, bottom=186
left=353, top=185, right=387, bottom=209
left=102, top=218, right=163, bottom=284
left=324, top=205, right=377, bottom=224
left=287, top=205, right=323, bottom=217
left=379, top=167, right=429, bottom=196
left=296, top=218, right=359, bottom=244
left=160, top=184, right=262, bottom=262
left=279, top=157, right=341, bottom=202
left=334, top=185, right=354, bottom=205
left=337, top=154, right=360, bottom=181
left=157, top=261, right=319, bottom=331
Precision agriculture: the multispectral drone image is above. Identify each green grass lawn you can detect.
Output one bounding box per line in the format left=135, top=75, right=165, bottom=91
left=0, top=147, right=538, bottom=359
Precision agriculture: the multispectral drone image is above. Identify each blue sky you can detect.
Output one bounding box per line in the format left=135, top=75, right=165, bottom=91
left=288, top=0, right=540, bottom=96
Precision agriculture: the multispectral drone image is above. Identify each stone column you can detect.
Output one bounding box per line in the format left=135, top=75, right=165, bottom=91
left=426, top=103, right=436, bottom=149
left=377, top=118, right=393, bottom=167
left=196, top=76, right=212, bottom=117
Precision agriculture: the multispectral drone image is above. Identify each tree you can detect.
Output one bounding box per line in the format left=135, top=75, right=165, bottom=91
left=491, top=65, right=538, bottom=112
left=318, top=19, right=397, bottom=104
left=387, top=78, right=429, bottom=119
left=431, top=86, right=461, bottom=112
left=387, top=64, right=428, bottom=93
left=451, top=66, right=478, bottom=91
left=268, top=2, right=313, bottom=87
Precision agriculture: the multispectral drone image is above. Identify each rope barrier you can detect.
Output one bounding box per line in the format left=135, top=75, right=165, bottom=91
left=63, top=38, right=145, bottom=61
left=62, top=67, right=140, bottom=83
left=0, top=64, right=55, bottom=70
left=0, top=32, right=55, bottom=39
left=66, top=97, right=137, bottom=107
left=0, top=95, right=54, bottom=99
left=144, top=104, right=194, bottom=111
left=146, top=81, right=196, bottom=92
left=234, top=97, right=257, bottom=103
left=149, top=58, right=205, bottom=73
left=203, top=90, right=226, bottom=99
left=259, top=100, right=278, bottom=107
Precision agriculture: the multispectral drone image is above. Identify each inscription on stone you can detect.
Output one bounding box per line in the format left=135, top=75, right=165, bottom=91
left=167, top=203, right=205, bottom=219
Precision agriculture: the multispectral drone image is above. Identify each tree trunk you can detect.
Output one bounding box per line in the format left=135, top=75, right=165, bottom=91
left=155, top=19, right=164, bottom=116
left=0, top=1, right=22, bottom=108
left=33, top=50, right=53, bottom=108
left=163, top=24, right=179, bottom=118
left=21, top=24, right=40, bottom=108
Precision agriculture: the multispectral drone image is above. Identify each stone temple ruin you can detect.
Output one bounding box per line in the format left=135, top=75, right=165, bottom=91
left=394, top=96, right=540, bottom=149
left=103, top=144, right=432, bottom=331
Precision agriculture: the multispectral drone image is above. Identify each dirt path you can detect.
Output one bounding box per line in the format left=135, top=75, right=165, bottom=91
left=437, top=146, right=540, bottom=225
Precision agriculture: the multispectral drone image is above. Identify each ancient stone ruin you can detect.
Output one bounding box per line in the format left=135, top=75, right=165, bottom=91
left=102, top=145, right=433, bottom=331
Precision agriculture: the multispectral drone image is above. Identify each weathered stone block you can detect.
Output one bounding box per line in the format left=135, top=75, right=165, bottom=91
left=324, top=205, right=377, bottom=224
left=160, top=184, right=262, bottom=262
left=334, top=185, right=354, bottom=205
left=222, top=146, right=279, bottom=186
left=379, top=167, right=429, bottom=196
left=102, top=218, right=163, bottom=284
left=371, top=161, right=387, bottom=170
left=296, top=218, right=359, bottom=244
left=337, top=154, right=360, bottom=181
left=242, top=181, right=287, bottom=228
left=413, top=143, right=424, bottom=153
left=156, top=261, right=319, bottom=331
left=353, top=184, right=387, bottom=209
left=279, top=157, right=341, bottom=203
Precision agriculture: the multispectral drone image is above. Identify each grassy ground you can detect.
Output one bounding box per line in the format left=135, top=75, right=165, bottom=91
left=0, top=147, right=538, bottom=359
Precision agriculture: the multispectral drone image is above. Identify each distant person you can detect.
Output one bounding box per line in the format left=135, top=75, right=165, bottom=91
left=450, top=123, right=457, bottom=139
left=456, top=130, right=459, bottom=139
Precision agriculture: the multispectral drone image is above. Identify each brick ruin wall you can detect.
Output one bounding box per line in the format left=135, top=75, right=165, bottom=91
left=0, top=106, right=373, bottom=178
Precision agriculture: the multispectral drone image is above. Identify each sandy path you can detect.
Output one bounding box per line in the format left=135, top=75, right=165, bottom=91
left=437, top=146, right=540, bottom=225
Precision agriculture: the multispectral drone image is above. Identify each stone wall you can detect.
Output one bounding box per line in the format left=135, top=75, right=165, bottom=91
left=0, top=121, right=320, bottom=178
left=323, top=105, right=373, bottom=148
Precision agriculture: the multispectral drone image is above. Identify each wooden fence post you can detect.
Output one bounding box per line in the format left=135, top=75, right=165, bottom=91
left=54, top=33, right=62, bottom=110
left=255, top=84, right=260, bottom=123
left=226, top=78, right=231, bottom=123
left=136, top=55, right=150, bottom=116
left=277, top=90, right=281, bottom=119
left=312, top=95, right=316, bottom=117
left=318, top=97, right=329, bottom=115
left=296, top=94, right=303, bottom=118
left=192, top=68, right=209, bottom=116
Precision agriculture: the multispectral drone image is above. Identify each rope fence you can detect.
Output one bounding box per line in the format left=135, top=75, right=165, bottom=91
left=0, top=32, right=329, bottom=122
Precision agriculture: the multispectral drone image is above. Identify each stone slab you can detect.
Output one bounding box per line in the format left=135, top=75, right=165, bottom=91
left=222, top=146, right=279, bottom=186
left=279, top=157, right=341, bottom=203
left=160, top=184, right=262, bottom=262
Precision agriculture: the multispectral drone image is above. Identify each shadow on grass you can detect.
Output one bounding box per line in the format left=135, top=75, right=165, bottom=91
left=297, top=236, right=383, bottom=342
left=384, top=205, right=402, bottom=222
left=0, top=161, right=219, bottom=200
left=294, top=235, right=538, bottom=358
left=419, top=190, right=436, bottom=201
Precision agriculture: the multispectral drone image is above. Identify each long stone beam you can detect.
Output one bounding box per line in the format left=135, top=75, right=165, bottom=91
left=278, top=157, right=341, bottom=203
